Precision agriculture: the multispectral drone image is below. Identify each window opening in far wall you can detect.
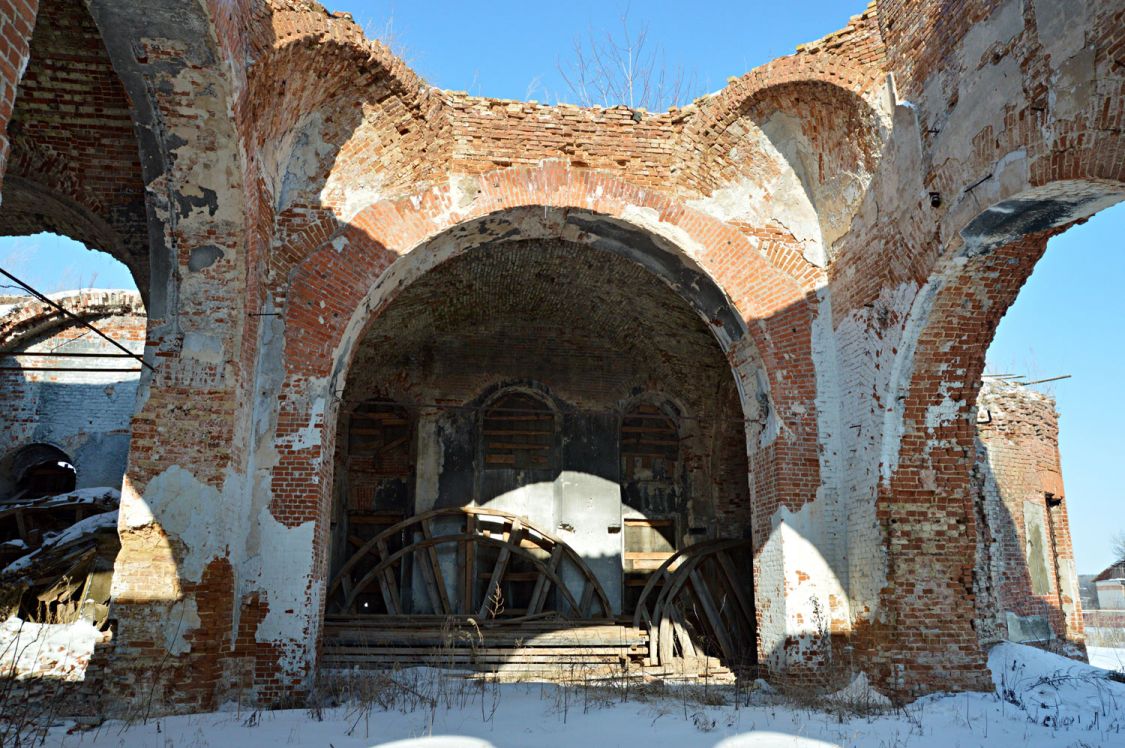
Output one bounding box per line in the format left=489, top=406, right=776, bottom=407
left=482, top=391, right=557, bottom=471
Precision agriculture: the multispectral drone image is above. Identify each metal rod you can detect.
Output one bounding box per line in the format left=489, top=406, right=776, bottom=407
left=0, top=267, right=153, bottom=371
left=0, top=367, right=143, bottom=372
left=0, top=351, right=139, bottom=358
left=1022, top=374, right=1072, bottom=386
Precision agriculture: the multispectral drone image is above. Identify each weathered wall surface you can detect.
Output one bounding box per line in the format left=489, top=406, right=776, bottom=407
left=0, top=0, right=37, bottom=200
left=974, top=380, right=1082, bottom=651
left=0, top=0, right=1118, bottom=712
left=0, top=290, right=145, bottom=497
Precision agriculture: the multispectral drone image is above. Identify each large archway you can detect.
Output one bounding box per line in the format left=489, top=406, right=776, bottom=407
left=255, top=162, right=828, bottom=695
left=869, top=179, right=1125, bottom=694
left=254, top=195, right=796, bottom=684
left=318, top=230, right=764, bottom=674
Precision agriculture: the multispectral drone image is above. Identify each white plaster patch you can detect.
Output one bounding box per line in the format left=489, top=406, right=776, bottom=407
left=925, top=390, right=966, bottom=431
left=1058, top=557, right=1079, bottom=623
left=758, top=502, right=848, bottom=669
left=182, top=332, right=224, bottom=365
left=163, top=598, right=201, bottom=656
left=879, top=279, right=941, bottom=485
left=276, top=381, right=328, bottom=455
left=120, top=465, right=238, bottom=584
left=619, top=204, right=706, bottom=260
left=246, top=505, right=317, bottom=674
left=1035, top=0, right=1087, bottom=63
left=810, top=286, right=843, bottom=520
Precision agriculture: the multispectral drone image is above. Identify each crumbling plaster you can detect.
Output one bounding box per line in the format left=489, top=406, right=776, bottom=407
left=0, top=0, right=1121, bottom=711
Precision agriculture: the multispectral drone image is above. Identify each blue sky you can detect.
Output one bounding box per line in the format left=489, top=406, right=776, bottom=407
left=0, top=0, right=1120, bottom=573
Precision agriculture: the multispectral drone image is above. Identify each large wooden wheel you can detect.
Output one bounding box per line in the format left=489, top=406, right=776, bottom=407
left=631, top=539, right=756, bottom=669
left=326, top=507, right=613, bottom=620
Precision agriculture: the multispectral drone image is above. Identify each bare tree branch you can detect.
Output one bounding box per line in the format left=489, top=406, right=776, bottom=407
left=557, top=8, right=699, bottom=112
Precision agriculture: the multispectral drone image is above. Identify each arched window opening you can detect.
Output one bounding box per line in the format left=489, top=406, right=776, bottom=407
left=9, top=443, right=76, bottom=501
left=481, top=391, right=558, bottom=472
left=0, top=249, right=146, bottom=504
left=476, top=390, right=561, bottom=614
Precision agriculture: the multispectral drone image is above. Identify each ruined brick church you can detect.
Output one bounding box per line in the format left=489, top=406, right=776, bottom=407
left=0, top=0, right=1120, bottom=713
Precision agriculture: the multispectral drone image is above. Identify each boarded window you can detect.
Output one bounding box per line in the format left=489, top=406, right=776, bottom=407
left=621, top=402, right=682, bottom=613
left=620, top=402, right=680, bottom=516
left=339, top=399, right=415, bottom=614
left=482, top=392, right=556, bottom=470
left=621, top=403, right=678, bottom=478
left=347, top=400, right=413, bottom=515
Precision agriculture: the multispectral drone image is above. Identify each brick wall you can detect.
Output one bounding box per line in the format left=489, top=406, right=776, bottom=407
left=0, top=290, right=145, bottom=496
left=0, top=0, right=148, bottom=292
left=0, top=0, right=1119, bottom=711
left=974, top=379, right=1083, bottom=650
left=0, top=0, right=37, bottom=199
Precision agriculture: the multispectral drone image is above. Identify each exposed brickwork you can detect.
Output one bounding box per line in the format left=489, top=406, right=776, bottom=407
left=0, top=0, right=1119, bottom=712
left=0, top=0, right=148, bottom=293
left=974, top=379, right=1083, bottom=647
left=0, top=0, right=36, bottom=198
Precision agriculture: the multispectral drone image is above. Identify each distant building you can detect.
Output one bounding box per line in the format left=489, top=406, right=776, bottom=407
left=1093, top=563, right=1125, bottom=611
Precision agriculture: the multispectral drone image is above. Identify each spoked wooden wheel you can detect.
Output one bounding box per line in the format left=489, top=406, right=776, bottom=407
left=327, top=506, right=613, bottom=620
left=631, top=539, right=756, bottom=670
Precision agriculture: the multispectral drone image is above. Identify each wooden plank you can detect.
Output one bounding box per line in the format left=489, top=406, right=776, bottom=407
left=624, top=552, right=677, bottom=561
left=414, top=543, right=444, bottom=615
left=340, top=575, right=354, bottom=613
left=375, top=537, right=401, bottom=615
left=658, top=614, right=675, bottom=665
left=462, top=514, right=476, bottom=613
left=323, top=623, right=642, bottom=641
left=688, top=569, right=735, bottom=663
left=627, top=559, right=672, bottom=571
left=480, top=519, right=522, bottom=617
left=526, top=544, right=560, bottom=616
left=623, top=518, right=674, bottom=527
left=420, top=518, right=452, bottom=615
left=714, top=550, right=755, bottom=628
left=579, top=579, right=595, bottom=618
left=669, top=605, right=697, bottom=658
left=321, top=649, right=628, bottom=661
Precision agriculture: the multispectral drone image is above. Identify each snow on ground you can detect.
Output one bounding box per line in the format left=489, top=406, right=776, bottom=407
left=989, top=642, right=1124, bottom=732
left=20, top=644, right=1122, bottom=748
left=1089, top=646, right=1125, bottom=674
left=0, top=618, right=102, bottom=681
